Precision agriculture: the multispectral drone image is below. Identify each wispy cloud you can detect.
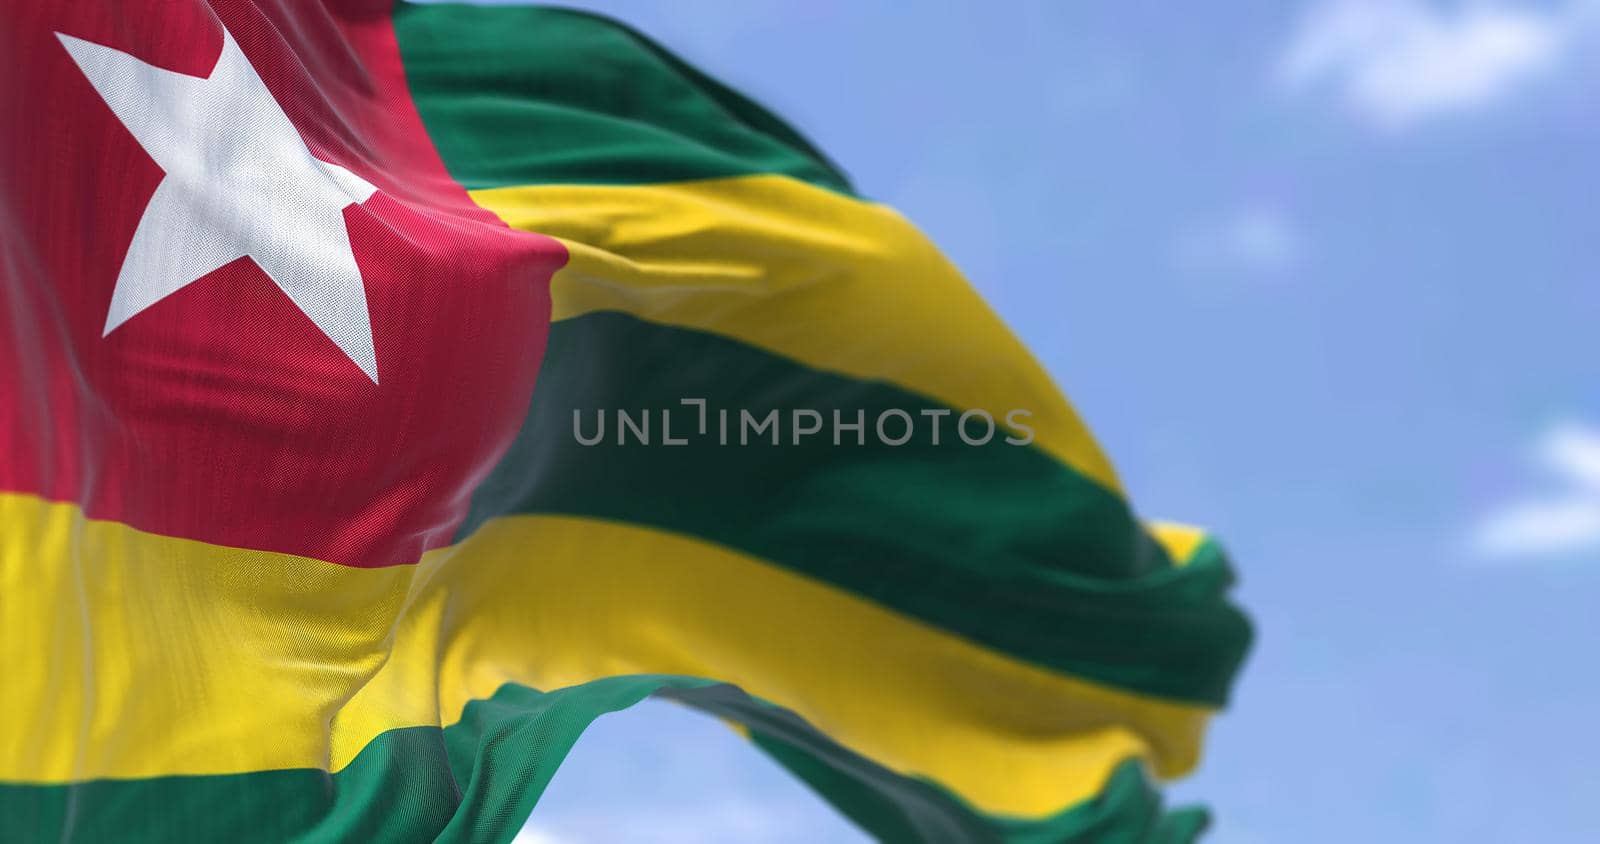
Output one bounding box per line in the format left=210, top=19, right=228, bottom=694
left=513, top=827, right=568, bottom=844
left=1280, top=0, right=1593, bottom=128
left=1175, top=207, right=1301, bottom=276
left=1473, top=422, right=1600, bottom=559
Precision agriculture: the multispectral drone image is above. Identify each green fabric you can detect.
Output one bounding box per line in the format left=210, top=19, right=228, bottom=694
left=459, top=310, right=1252, bottom=707
left=672, top=685, right=1209, bottom=844
left=0, top=726, right=458, bottom=843
left=671, top=685, right=1209, bottom=844
left=392, top=2, right=854, bottom=193
left=0, top=679, right=1207, bottom=844
left=0, top=679, right=706, bottom=843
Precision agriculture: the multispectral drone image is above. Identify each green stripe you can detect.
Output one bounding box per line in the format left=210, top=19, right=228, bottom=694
left=459, top=311, right=1251, bottom=706
left=673, top=685, right=1211, bottom=844
left=0, top=727, right=459, bottom=844
left=1, top=679, right=1204, bottom=844
left=392, top=2, right=854, bottom=193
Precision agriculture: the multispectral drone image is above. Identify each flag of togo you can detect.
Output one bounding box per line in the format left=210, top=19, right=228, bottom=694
left=0, top=2, right=1252, bottom=841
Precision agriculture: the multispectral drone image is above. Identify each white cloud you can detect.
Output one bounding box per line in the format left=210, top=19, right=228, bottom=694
left=1280, top=0, right=1592, bottom=128
left=1540, top=422, right=1600, bottom=487
left=1473, top=422, right=1600, bottom=559
left=1175, top=207, right=1301, bottom=275
left=513, top=827, right=568, bottom=844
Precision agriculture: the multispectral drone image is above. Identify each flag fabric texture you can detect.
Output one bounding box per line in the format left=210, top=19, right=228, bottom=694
left=0, top=2, right=1252, bottom=842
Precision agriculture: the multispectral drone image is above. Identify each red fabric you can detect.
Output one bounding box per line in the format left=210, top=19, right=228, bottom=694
left=0, top=0, right=565, bottom=567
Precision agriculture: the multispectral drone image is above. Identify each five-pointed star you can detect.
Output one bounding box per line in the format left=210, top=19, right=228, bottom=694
left=57, top=26, right=383, bottom=382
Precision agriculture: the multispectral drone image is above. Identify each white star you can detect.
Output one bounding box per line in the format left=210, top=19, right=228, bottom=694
left=58, top=26, right=382, bottom=382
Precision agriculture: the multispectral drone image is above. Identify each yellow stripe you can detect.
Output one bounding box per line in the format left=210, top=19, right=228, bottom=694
left=468, top=174, right=1123, bottom=496
left=2, top=492, right=1210, bottom=816
left=1148, top=521, right=1211, bottom=566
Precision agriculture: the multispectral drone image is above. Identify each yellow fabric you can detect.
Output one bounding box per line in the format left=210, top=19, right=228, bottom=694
left=468, top=174, right=1123, bottom=496
left=1, top=492, right=1209, bottom=816
left=1148, top=521, right=1211, bottom=566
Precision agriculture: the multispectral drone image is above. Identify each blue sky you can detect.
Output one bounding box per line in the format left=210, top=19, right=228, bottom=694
left=497, top=1, right=1600, bottom=841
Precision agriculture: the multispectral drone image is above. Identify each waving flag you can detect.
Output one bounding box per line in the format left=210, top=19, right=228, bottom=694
left=0, top=2, right=1252, bottom=842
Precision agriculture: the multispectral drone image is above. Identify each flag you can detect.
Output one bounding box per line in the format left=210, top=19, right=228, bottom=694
left=0, top=2, right=1252, bottom=841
